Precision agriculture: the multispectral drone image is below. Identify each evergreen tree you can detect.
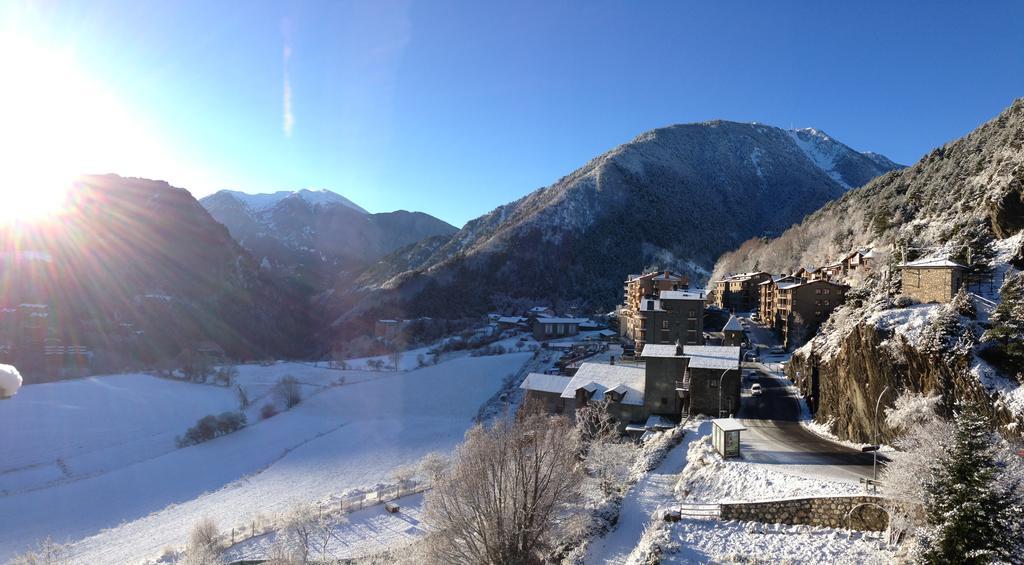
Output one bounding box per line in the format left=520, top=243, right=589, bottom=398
left=982, top=272, right=1024, bottom=379
left=920, top=402, right=1021, bottom=564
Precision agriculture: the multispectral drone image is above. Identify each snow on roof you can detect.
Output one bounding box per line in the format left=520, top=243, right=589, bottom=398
left=560, top=363, right=646, bottom=405
left=528, top=306, right=553, bottom=313
left=520, top=373, right=573, bottom=395
left=497, top=316, right=525, bottom=323
left=898, top=257, right=967, bottom=269
left=598, top=329, right=617, bottom=337
left=723, top=316, right=744, bottom=332
left=684, top=345, right=741, bottom=370
left=659, top=289, right=707, bottom=301
left=377, top=319, right=398, bottom=324
left=641, top=344, right=683, bottom=358
left=777, top=282, right=803, bottom=290
left=712, top=418, right=747, bottom=432
left=535, top=317, right=588, bottom=325
left=608, top=383, right=629, bottom=396
left=645, top=415, right=675, bottom=430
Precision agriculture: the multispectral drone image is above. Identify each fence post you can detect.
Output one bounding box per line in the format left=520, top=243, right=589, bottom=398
left=231, top=527, right=235, bottom=545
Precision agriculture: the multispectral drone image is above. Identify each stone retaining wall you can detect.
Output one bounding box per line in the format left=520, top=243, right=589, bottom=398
left=720, top=495, right=889, bottom=531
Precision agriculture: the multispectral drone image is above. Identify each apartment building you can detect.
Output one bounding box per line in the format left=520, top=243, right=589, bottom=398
left=771, top=279, right=849, bottom=348
left=620, top=289, right=706, bottom=351
left=711, top=271, right=773, bottom=312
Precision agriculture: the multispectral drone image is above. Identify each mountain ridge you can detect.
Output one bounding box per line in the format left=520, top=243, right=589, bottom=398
left=323, top=119, right=902, bottom=332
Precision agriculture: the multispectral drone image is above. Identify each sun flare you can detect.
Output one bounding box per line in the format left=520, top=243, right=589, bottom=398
left=0, top=30, right=161, bottom=222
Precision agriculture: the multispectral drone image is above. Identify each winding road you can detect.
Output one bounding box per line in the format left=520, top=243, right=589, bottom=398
left=737, top=363, right=879, bottom=483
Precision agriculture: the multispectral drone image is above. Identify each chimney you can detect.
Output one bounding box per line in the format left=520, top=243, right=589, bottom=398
left=675, top=338, right=684, bottom=356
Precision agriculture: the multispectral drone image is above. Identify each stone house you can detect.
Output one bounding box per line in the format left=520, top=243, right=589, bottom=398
left=374, top=319, right=399, bottom=342
left=757, top=275, right=802, bottom=327
left=722, top=315, right=745, bottom=347
left=898, top=258, right=967, bottom=303
left=520, top=342, right=740, bottom=428
left=620, top=285, right=706, bottom=351
left=520, top=373, right=573, bottom=414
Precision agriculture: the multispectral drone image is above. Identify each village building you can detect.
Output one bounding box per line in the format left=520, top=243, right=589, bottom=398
left=374, top=319, right=399, bottom=342
left=496, top=316, right=526, bottom=330
left=619, top=289, right=706, bottom=351
left=757, top=274, right=803, bottom=327
left=843, top=248, right=875, bottom=275
left=532, top=317, right=588, bottom=340
left=520, top=342, right=741, bottom=428
left=711, top=272, right=772, bottom=312
left=898, top=257, right=967, bottom=303
left=721, top=315, right=745, bottom=347
left=525, top=306, right=556, bottom=319
left=770, top=279, right=849, bottom=348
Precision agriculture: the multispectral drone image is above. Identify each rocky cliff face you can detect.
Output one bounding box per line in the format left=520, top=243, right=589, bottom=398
left=787, top=321, right=1021, bottom=444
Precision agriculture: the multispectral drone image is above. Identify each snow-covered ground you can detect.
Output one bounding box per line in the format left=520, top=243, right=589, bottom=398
left=223, top=492, right=428, bottom=562
left=612, top=420, right=894, bottom=563
left=663, top=518, right=892, bottom=564
left=0, top=353, right=532, bottom=564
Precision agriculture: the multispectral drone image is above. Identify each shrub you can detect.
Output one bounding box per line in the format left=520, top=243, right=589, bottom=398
left=260, top=403, right=278, bottom=420
left=177, top=412, right=247, bottom=447
left=274, top=375, right=302, bottom=409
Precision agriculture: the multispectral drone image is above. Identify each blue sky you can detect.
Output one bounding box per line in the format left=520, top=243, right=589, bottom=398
left=2, top=1, right=1023, bottom=226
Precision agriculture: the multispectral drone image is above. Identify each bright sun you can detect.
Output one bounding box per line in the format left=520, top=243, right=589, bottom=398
left=0, top=29, right=163, bottom=223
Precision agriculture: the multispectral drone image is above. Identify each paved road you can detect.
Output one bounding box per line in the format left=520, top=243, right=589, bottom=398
left=736, top=364, right=879, bottom=483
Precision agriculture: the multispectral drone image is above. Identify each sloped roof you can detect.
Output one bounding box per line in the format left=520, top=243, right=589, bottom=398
left=497, top=316, right=525, bottom=324
left=684, top=345, right=741, bottom=370
left=535, top=317, right=588, bottom=325
left=640, top=344, right=684, bottom=358
left=722, top=315, right=744, bottom=332
left=898, top=257, right=967, bottom=269
left=520, top=373, right=573, bottom=395
left=559, top=363, right=646, bottom=405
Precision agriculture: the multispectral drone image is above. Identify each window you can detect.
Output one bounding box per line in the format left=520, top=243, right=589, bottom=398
left=662, top=320, right=669, bottom=329
left=688, top=309, right=696, bottom=318
left=646, top=300, right=654, bottom=310
left=824, top=300, right=830, bottom=306
left=709, top=379, right=718, bottom=389
left=823, top=289, right=830, bottom=295
left=815, top=310, right=822, bottom=317
left=815, top=288, right=821, bottom=294
left=660, top=397, right=668, bottom=406
left=815, top=300, right=821, bottom=306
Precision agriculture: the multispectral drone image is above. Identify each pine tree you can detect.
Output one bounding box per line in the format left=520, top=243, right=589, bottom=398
left=920, top=403, right=1020, bottom=564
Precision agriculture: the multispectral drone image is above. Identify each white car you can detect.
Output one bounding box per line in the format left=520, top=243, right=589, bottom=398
left=751, top=383, right=763, bottom=396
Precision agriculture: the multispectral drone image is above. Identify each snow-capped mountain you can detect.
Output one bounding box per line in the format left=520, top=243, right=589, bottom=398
left=327, top=120, right=901, bottom=327
left=215, top=188, right=368, bottom=214
left=200, top=190, right=457, bottom=281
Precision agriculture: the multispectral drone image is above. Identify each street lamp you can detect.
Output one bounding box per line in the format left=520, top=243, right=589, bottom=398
left=718, top=367, right=733, bottom=418
left=872, top=385, right=892, bottom=481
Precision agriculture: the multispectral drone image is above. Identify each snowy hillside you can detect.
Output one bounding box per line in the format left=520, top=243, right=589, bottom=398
left=216, top=188, right=368, bottom=214
left=328, top=120, right=900, bottom=325
left=0, top=353, right=532, bottom=564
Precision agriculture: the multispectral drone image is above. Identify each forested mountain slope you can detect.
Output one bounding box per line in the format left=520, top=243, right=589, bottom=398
left=326, top=121, right=900, bottom=330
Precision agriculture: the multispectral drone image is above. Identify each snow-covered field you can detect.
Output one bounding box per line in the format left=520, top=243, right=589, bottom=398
left=0, top=353, right=532, bottom=564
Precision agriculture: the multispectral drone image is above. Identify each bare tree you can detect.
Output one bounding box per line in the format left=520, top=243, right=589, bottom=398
left=8, top=537, right=71, bottom=565
left=274, top=375, right=302, bottom=409
left=270, top=503, right=338, bottom=565
left=422, top=411, right=584, bottom=564
left=390, top=464, right=417, bottom=496
left=180, top=517, right=222, bottom=565
left=574, top=397, right=619, bottom=451
left=389, top=347, right=402, bottom=371
left=417, top=451, right=450, bottom=485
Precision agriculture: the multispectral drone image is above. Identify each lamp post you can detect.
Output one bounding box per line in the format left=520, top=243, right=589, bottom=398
left=872, top=385, right=891, bottom=481
left=718, top=367, right=733, bottom=418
